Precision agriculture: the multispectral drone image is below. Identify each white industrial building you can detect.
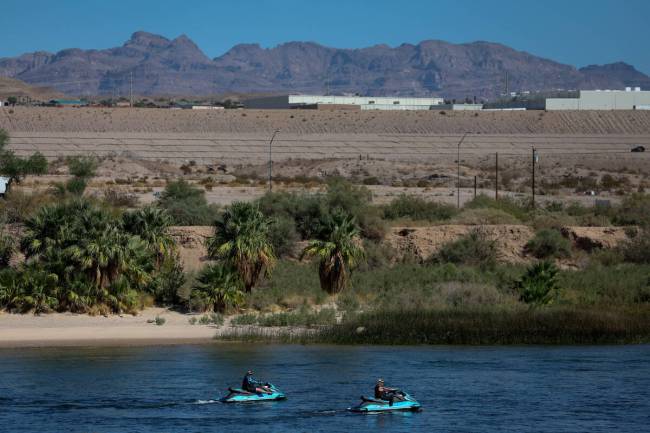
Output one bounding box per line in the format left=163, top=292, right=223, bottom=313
left=244, top=94, right=444, bottom=110
left=546, top=88, right=650, bottom=110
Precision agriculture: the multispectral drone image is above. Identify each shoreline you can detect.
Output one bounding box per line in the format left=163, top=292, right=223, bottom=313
left=0, top=308, right=218, bottom=349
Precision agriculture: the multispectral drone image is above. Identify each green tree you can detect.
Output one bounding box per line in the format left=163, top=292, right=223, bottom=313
left=206, top=201, right=276, bottom=292
left=158, top=180, right=216, bottom=225
left=7, top=96, right=17, bottom=106
left=191, top=264, right=244, bottom=312
left=302, top=211, right=365, bottom=294
left=0, top=151, right=48, bottom=183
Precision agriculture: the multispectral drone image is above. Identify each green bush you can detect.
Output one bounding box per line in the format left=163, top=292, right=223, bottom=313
left=268, top=216, right=299, bottom=257
left=158, top=180, right=217, bottom=225
left=65, top=177, right=88, bottom=195
left=609, top=194, right=650, bottom=227
left=525, top=229, right=571, bottom=259
left=382, top=195, right=457, bottom=222
left=452, top=208, right=520, bottom=225
left=436, top=229, right=499, bottom=268
left=0, top=226, right=15, bottom=267
left=620, top=230, right=650, bottom=264
left=464, top=195, right=531, bottom=221
left=516, top=261, right=560, bottom=306
left=66, top=156, right=98, bottom=178
left=147, top=255, right=185, bottom=305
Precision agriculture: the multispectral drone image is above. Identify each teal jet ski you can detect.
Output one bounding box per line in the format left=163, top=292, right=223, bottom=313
left=220, top=383, right=286, bottom=403
left=348, top=391, right=421, bottom=413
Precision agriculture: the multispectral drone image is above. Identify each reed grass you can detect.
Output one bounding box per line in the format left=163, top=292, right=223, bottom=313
left=217, top=306, right=650, bottom=345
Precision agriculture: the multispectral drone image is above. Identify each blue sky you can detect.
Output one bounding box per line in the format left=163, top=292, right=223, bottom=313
left=1, top=0, right=648, bottom=73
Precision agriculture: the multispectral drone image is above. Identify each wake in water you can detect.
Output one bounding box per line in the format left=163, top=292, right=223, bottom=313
left=194, top=399, right=218, bottom=405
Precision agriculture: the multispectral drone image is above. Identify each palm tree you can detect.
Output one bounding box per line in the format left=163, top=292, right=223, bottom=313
left=302, top=211, right=365, bottom=294
left=206, top=202, right=275, bottom=292
left=122, top=206, right=175, bottom=268
left=192, top=264, right=244, bottom=312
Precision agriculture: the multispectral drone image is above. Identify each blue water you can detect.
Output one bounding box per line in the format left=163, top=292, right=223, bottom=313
left=0, top=344, right=649, bottom=433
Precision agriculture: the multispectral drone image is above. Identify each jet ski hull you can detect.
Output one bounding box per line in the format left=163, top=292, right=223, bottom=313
left=348, top=394, right=421, bottom=413
left=220, top=384, right=286, bottom=403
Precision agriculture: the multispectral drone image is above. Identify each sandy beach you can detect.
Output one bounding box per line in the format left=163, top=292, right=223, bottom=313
left=0, top=308, right=219, bottom=348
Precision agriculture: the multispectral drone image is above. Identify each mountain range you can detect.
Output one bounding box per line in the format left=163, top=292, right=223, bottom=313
left=1, top=31, right=648, bottom=99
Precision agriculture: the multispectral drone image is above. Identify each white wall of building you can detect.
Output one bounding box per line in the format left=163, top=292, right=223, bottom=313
left=288, top=95, right=444, bottom=110
left=547, top=89, right=650, bottom=110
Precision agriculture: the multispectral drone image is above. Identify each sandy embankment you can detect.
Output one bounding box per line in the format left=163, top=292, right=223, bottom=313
left=0, top=308, right=218, bottom=348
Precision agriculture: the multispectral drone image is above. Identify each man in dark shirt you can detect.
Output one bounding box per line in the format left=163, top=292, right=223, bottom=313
left=374, top=378, right=405, bottom=402
left=242, top=370, right=272, bottom=394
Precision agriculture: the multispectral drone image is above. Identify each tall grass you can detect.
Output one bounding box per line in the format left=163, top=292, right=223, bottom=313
left=219, top=307, right=650, bottom=345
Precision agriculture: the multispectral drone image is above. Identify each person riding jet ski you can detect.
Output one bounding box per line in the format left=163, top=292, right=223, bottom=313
left=374, top=378, right=406, bottom=402
left=242, top=370, right=273, bottom=394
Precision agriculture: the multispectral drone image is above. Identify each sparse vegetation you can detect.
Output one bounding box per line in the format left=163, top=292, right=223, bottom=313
left=525, top=229, right=571, bottom=259
left=435, top=229, right=498, bottom=268
left=157, top=180, right=217, bottom=225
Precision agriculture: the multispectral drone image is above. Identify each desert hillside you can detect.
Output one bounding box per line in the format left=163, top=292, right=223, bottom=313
left=2, top=107, right=650, bottom=134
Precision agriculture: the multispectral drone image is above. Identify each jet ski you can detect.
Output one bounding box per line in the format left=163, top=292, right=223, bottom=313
left=348, top=391, right=421, bottom=413
left=219, top=383, right=286, bottom=403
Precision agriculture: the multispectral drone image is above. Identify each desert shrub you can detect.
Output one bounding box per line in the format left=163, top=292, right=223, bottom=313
left=154, top=316, right=166, bottom=326
left=559, top=263, right=650, bottom=305
left=437, top=282, right=515, bottom=307
left=268, top=216, right=299, bottom=258
left=531, top=212, right=577, bottom=230
left=256, top=179, right=385, bottom=241
left=525, top=229, right=571, bottom=259
left=464, top=194, right=531, bottom=221
left=196, top=312, right=224, bottom=325
left=382, top=195, right=457, bottom=222
left=146, top=256, right=185, bottom=305
left=231, top=313, right=258, bottom=325
left=359, top=240, right=395, bottom=270
left=257, top=191, right=328, bottom=239
left=452, top=208, right=520, bottom=225
left=64, top=177, right=88, bottom=195
left=158, top=180, right=217, bottom=225
left=0, top=190, right=49, bottom=223
left=357, top=206, right=387, bottom=241
left=515, top=261, right=560, bottom=306
left=245, top=261, right=322, bottom=311
left=67, top=156, right=98, bottom=178
left=620, top=230, right=650, bottom=264
left=0, top=225, right=15, bottom=267
left=362, top=176, right=381, bottom=185
left=103, top=189, right=139, bottom=208
left=435, top=229, right=499, bottom=268
left=609, top=194, right=650, bottom=227
left=0, top=151, right=49, bottom=184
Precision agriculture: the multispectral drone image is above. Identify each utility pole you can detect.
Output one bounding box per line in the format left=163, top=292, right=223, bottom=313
left=456, top=132, right=468, bottom=208
left=268, top=129, right=280, bottom=192
left=495, top=152, right=499, bottom=200
left=532, top=147, right=537, bottom=208
left=129, top=72, right=133, bottom=107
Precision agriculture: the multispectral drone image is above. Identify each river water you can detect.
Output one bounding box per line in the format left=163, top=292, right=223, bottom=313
left=0, top=344, right=648, bottom=433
